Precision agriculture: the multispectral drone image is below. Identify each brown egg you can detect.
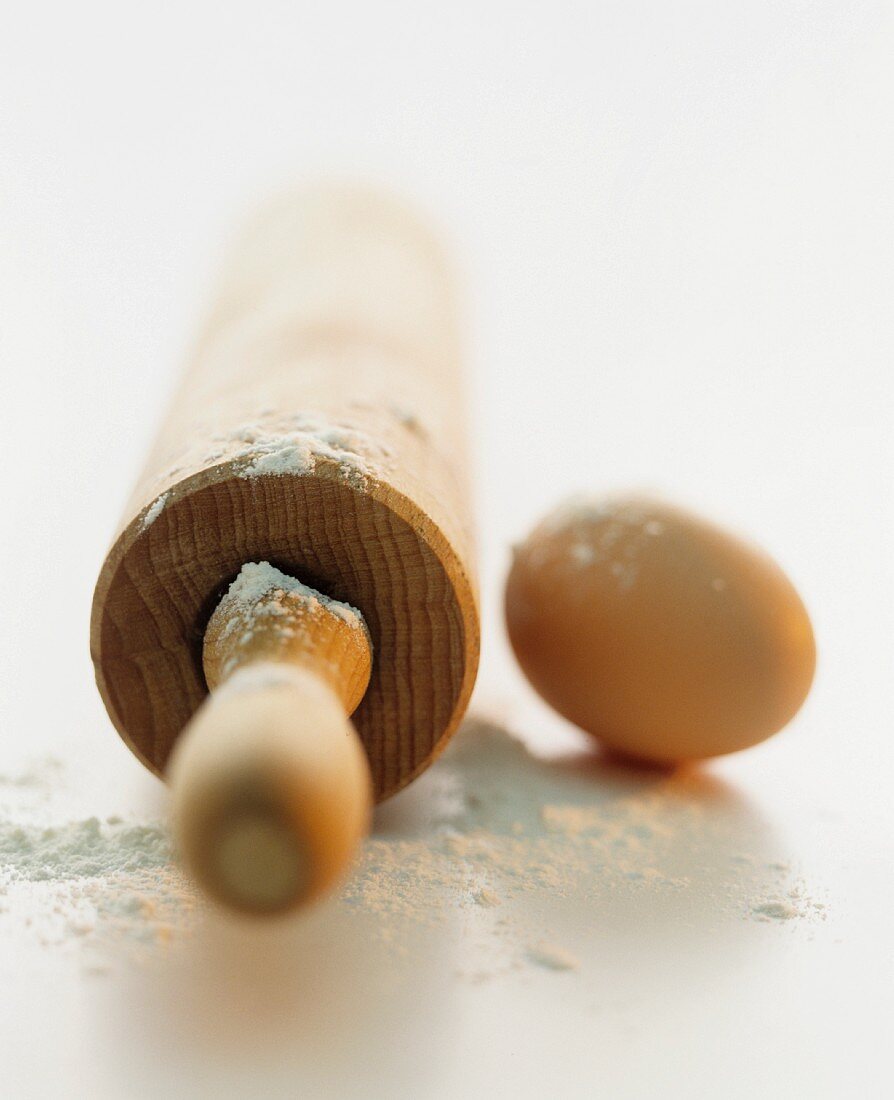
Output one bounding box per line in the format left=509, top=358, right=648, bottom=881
left=505, top=496, right=816, bottom=764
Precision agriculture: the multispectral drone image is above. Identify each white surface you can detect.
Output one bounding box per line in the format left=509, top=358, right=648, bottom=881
left=1, top=2, right=892, bottom=1097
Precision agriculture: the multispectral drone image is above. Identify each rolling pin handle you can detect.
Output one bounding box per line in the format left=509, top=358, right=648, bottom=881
left=168, top=564, right=373, bottom=915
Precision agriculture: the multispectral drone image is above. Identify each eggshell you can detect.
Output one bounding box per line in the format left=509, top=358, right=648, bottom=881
left=504, top=496, right=815, bottom=763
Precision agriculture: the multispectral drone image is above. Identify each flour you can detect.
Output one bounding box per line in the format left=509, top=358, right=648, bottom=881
left=535, top=498, right=741, bottom=605
left=0, top=805, right=196, bottom=954
left=144, top=408, right=396, bottom=504
left=140, top=491, right=169, bottom=531
left=342, top=718, right=826, bottom=980
left=243, top=437, right=316, bottom=478
left=0, top=717, right=824, bottom=975
left=531, top=496, right=673, bottom=593
left=224, top=560, right=360, bottom=619
left=207, top=413, right=389, bottom=486
left=570, top=542, right=595, bottom=565
left=0, top=817, right=171, bottom=881
left=220, top=561, right=364, bottom=637
left=752, top=889, right=826, bottom=923
left=211, top=562, right=367, bottom=681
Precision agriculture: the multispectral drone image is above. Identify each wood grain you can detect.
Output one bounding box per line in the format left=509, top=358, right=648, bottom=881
left=90, top=185, right=480, bottom=802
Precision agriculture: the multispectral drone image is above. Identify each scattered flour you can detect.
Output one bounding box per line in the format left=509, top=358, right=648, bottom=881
left=211, top=413, right=389, bottom=486
left=532, top=496, right=737, bottom=601
left=341, top=719, right=827, bottom=980
left=223, top=561, right=362, bottom=628
left=0, top=817, right=171, bottom=881
left=213, top=561, right=367, bottom=680
left=752, top=890, right=827, bottom=923
left=528, top=496, right=672, bottom=593
left=0, top=783, right=197, bottom=957
left=244, top=437, right=316, bottom=478
left=140, top=491, right=169, bottom=531
left=0, top=720, right=824, bottom=976
left=569, top=542, right=595, bottom=566
left=142, top=407, right=401, bottom=504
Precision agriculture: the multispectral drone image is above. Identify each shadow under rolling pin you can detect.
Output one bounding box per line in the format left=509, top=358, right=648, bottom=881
left=90, top=185, right=480, bottom=915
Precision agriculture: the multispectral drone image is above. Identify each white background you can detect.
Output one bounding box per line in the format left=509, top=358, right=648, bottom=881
left=1, top=2, right=892, bottom=1097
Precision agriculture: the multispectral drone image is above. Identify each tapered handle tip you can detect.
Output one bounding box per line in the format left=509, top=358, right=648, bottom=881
left=169, top=664, right=372, bottom=915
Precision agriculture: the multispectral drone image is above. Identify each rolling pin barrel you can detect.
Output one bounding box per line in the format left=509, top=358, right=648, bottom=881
left=90, top=185, right=480, bottom=914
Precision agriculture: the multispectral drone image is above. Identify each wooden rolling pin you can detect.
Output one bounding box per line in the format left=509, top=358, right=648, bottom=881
left=90, top=185, right=480, bottom=915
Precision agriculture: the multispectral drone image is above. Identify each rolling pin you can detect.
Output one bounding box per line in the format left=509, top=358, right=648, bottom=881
left=90, top=185, right=480, bottom=914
